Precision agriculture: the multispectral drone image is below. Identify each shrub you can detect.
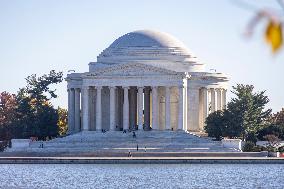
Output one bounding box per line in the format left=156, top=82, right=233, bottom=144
left=264, top=134, right=281, bottom=147
left=242, top=141, right=256, bottom=152
left=245, top=132, right=257, bottom=144
left=0, top=141, right=8, bottom=152
left=252, top=145, right=264, bottom=152
left=278, top=146, right=284, bottom=152
left=204, top=111, right=225, bottom=140
left=257, top=124, right=284, bottom=140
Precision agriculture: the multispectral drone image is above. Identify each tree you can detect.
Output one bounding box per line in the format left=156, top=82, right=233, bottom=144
left=205, top=109, right=243, bottom=140
left=204, top=110, right=225, bottom=140
left=204, top=84, right=272, bottom=141
left=17, top=70, right=63, bottom=139
left=264, top=134, right=281, bottom=148
left=257, top=108, right=284, bottom=140
left=25, top=70, right=63, bottom=102
left=57, top=107, right=68, bottom=136
left=226, top=84, right=271, bottom=139
left=272, top=108, right=284, bottom=125
left=0, top=70, right=64, bottom=141
left=0, top=92, right=17, bottom=140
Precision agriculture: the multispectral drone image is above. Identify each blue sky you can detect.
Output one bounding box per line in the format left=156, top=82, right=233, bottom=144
left=0, top=0, right=283, bottom=112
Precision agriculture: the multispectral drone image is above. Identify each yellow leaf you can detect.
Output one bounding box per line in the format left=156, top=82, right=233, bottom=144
left=265, top=21, right=283, bottom=52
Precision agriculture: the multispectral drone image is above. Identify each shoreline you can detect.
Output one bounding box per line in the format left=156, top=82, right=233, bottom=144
left=0, top=157, right=283, bottom=164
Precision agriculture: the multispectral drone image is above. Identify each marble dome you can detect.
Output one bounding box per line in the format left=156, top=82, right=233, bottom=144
left=92, top=30, right=204, bottom=72
left=109, top=30, right=189, bottom=51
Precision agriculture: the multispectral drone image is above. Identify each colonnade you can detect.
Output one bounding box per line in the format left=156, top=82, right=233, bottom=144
left=199, top=88, right=227, bottom=130
left=67, top=86, right=227, bottom=133
left=67, top=86, right=184, bottom=133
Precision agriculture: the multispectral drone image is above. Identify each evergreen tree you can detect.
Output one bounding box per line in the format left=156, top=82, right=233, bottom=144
left=227, top=84, right=271, bottom=139
left=205, top=84, right=271, bottom=140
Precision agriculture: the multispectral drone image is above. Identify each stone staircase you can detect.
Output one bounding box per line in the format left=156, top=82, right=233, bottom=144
left=12, top=131, right=238, bottom=153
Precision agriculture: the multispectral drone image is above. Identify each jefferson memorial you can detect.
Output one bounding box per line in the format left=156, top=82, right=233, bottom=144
left=66, top=30, right=228, bottom=133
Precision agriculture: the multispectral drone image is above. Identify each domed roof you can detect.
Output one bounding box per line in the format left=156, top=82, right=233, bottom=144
left=109, top=30, right=189, bottom=51
left=94, top=30, right=204, bottom=72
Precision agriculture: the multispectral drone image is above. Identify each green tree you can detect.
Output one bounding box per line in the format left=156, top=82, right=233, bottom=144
left=226, top=84, right=271, bottom=139
left=204, top=110, right=225, bottom=140
left=18, top=70, right=63, bottom=139
left=0, top=71, right=64, bottom=141
left=204, top=84, right=271, bottom=141
left=25, top=70, right=63, bottom=102
left=257, top=108, right=284, bottom=140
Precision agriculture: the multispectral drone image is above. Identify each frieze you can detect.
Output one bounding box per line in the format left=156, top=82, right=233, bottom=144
left=85, top=62, right=182, bottom=77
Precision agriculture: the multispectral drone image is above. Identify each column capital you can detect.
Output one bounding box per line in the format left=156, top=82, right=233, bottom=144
left=151, top=86, right=158, bottom=90
left=210, top=88, right=216, bottom=93
left=138, top=86, right=144, bottom=92
left=95, top=86, right=103, bottom=90
left=81, top=86, right=89, bottom=90
left=108, top=86, right=117, bottom=90
left=122, top=86, right=130, bottom=90
left=144, top=87, right=151, bottom=91
left=75, top=88, right=81, bottom=92
left=201, top=87, right=210, bottom=92
left=215, top=88, right=222, bottom=92
left=165, top=86, right=172, bottom=91
left=165, top=86, right=174, bottom=90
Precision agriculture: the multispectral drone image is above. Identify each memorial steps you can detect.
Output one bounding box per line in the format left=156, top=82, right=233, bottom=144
left=20, top=131, right=238, bottom=153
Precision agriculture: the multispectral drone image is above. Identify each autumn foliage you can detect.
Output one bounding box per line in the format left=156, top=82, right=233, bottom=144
left=0, top=70, right=68, bottom=142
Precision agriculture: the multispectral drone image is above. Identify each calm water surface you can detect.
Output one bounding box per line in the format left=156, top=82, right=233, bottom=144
left=0, top=164, right=283, bottom=189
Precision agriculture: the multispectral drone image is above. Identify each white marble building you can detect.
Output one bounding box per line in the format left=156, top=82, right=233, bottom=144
left=66, top=30, right=228, bottom=133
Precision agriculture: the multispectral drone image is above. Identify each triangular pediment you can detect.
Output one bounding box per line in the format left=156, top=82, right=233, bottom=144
left=86, top=63, right=179, bottom=77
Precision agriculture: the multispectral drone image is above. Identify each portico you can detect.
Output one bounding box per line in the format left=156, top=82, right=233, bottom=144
left=66, top=30, right=229, bottom=133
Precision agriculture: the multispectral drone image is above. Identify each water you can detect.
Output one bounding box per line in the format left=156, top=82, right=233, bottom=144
left=0, top=164, right=283, bottom=189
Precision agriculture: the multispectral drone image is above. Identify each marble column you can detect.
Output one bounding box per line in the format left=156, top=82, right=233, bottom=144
left=67, top=89, right=71, bottom=133
left=129, top=87, right=136, bottom=130
left=210, top=88, right=217, bottom=112
left=144, top=87, right=151, bottom=130
left=165, top=86, right=171, bottom=130
left=89, top=87, right=95, bottom=131
left=216, top=88, right=222, bottom=110
left=137, top=87, right=144, bottom=130
left=202, top=88, right=208, bottom=130
left=96, top=86, right=102, bottom=131
left=151, top=86, right=158, bottom=130
left=178, top=86, right=184, bottom=130
left=82, top=86, right=89, bottom=131
left=222, top=89, right=227, bottom=109
left=67, top=88, right=75, bottom=133
left=67, top=88, right=74, bottom=133
left=123, top=86, right=129, bottom=130
left=109, top=86, right=116, bottom=131
left=74, top=88, right=81, bottom=132
left=187, top=87, right=200, bottom=131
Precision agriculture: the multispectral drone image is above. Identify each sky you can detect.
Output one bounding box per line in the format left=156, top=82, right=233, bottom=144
left=0, top=0, right=283, bottom=112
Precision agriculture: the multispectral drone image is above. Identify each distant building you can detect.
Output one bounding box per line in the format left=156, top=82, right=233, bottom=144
left=66, top=30, right=228, bottom=133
